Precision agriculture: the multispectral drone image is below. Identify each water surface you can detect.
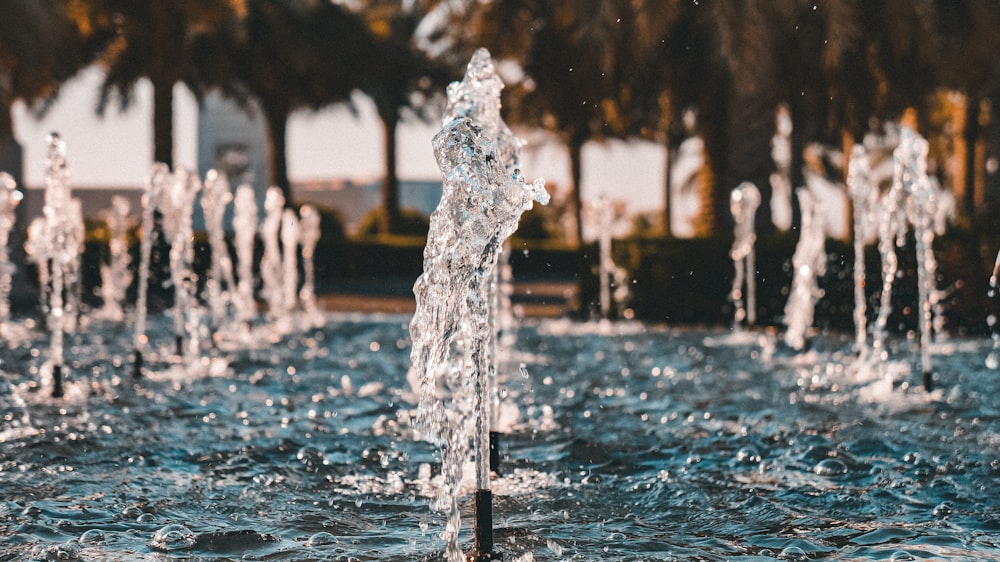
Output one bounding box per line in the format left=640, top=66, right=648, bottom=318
left=2, top=315, right=999, bottom=560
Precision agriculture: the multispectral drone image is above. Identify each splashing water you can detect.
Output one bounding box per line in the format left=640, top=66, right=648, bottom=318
left=895, top=127, right=950, bottom=385
left=730, top=182, right=760, bottom=329
left=590, top=196, right=631, bottom=320
left=280, top=207, right=300, bottom=331
left=260, top=187, right=285, bottom=322
left=847, top=144, right=879, bottom=360
left=872, top=142, right=909, bottom=368
left=298, top=204, right=321, bottom=323
left=409, top=48, right=548, bottom=561
left=783, top=187, right=827, bottom=350
left=988, top=249, right=1000, bottom=369
left=0, top=171, right=21, bottom=336
left=133, top=164, right=162, bottom=365
left=24, top=134, right=85, bottom=395
left=201, top=170, right=237, bottom=334
left=232, top=183, right=259, bottom=325
left=97, top=195, right=133, bottom=322
left=155, top=166, right=204, bottom=361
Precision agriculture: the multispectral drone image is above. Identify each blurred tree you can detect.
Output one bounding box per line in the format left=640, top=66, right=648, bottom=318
left=208, top=0, right=372, bottom=203
left=931, top=0, right=1000, bottom=220
left=0, top=0, right=111, bottom=179
left=628, top=0, right=726, bottom=236
left=350, top=0, right=453, bottom=235
left=92, top=0, right=247, bottom=170
left=461, top=0, right=633, bottom=246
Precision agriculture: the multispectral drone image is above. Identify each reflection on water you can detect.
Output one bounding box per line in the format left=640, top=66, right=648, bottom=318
left=1, top=315, right=999, bottom=560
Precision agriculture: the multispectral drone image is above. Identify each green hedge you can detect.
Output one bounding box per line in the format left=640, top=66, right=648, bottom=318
left=594, top=229, right=992, bottom=335
left=57, top=223, right=996, bottom=337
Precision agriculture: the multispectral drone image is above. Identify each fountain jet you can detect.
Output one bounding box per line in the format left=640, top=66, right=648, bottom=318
left=409, top=48, right=547, bottom=562
left=730, top=182, right=760, bottom=330
left=25, top=134, right=83, bottom=397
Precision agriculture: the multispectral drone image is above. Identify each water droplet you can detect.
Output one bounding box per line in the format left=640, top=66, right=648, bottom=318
left=814, top=458, right=848, bottom=476
left=779, top=545, right=807, bottom=560
left=932, top=502, right=952, bottom=518
left=136, top=512, right=157, bottom=523
left=150, top=523, right=196, bottom=551
left=120, top=505, right=143, bottom=519
left=78, top=529, right=106, bottom=545
left=890, top=551, right=916, bottom=561
left=31, top=542, right=82, bottom=560
left=306, top=531, right=337, bottom=547
left=736, top=446, right=762, bottom=464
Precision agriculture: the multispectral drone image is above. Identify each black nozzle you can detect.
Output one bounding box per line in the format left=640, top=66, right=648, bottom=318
left=51, top=364, right=64, bottom=398
left=922, top=371, right=933, bottom=392
left=489, top=431, right=500, bottom=475
left=175, top=335, right=184, bottom=357
left=466, top=488, right=494, bottom=561
left=132, top=348, right=143, bottom=379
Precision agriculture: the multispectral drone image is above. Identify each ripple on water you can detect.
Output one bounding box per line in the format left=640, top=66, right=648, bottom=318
left=30, top=542, right=81, bottom=560
left=851, top=526, right=917, bottom=546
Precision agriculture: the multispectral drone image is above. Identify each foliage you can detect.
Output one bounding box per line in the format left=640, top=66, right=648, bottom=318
left=90, top=0, right=247, bottom=168
left=0, top=0, right=112, bottom=139
left=300, top=204, right=347, bottom=244
left=347, top=0, right=454, bottom=235
left=215, top=0, right=372, bottom=200
left=356, top=207, right=429, bottom=239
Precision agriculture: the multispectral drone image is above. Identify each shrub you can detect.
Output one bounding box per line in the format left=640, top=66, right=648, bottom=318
left=356, top=207, right=429, bottom=238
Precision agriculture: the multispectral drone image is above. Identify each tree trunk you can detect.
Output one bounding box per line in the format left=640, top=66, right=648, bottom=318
left=379, top=109, right=402, bottom=234
left=663, top=140, right=674, bottom=238
left=262, top=100, right=291, bottom=204
left=568, top=138, right=584, bottom=247
left=152, top=77, right=174, bottom=169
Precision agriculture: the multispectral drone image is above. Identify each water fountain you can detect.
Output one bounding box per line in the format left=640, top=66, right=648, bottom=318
left=853, top=127, right=950, bottom=390
left=589, top=196, right=631, bottom=320
left=279, top=207, right=300, bottom=331
left=847, top=144, right=879, bottom=360
left=3, top=83, right=1000, bottom=562
left=896, top=128, right=951, bottom=391
left=409, top=48, right=548, bottom=561
left=259, top=186, right=285, bottom=323
left=297, top=204, right=322, bottom=325
left=729, top=182, right=760, bottom=329
left=232, top=182, right=259, bottom=325
left=23, top=134, right=84, bottom=397
left=201, top=170, right=237, bottom=337
left=783, top=187, right=827, bottom=350
left=0, top=171, right=21, bottom=338
left=97, top=195, right=132, bottom=322
left=989, top=249, right=1000, bottom=369
left=156, top=166, right=204, bottom=362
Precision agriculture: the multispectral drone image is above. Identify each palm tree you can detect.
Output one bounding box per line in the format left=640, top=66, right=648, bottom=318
left=350, top=0, right=452, bottom=234
left=0, top=0, right=110, bottom=178
left=215, top=0, right=372, bottom=202
left=462, top=0, right=632, bottom=246
left=94, top=0, right=247, bottom=169
left=930, top=0, right=1000, bottom=219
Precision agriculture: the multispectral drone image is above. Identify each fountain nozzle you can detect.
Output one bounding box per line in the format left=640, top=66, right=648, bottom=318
left=132, top=349, right=143, bottom=379
left=489, top=431, right=500, bottom=475
left=923, top=371, right=934, bottom=392
left=467, top=489, right=495, bottom=561
left=51, top=364, right=63, bottom=398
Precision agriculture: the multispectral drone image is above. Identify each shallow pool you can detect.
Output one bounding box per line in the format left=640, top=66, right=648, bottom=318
left=2, top=315, right=999, bottom=560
